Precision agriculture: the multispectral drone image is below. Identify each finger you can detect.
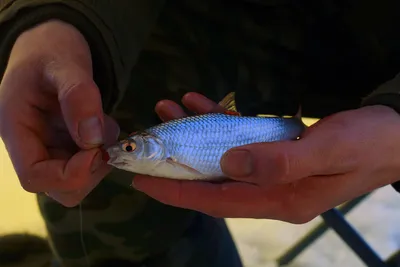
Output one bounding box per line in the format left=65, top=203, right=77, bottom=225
left=46, top=130, right=78, bottom=152
left=133, top=176, right=269, bottom=218
left=220, top=124, right=358, bottom=185
left=255, top=172, right=377, bottom=224
left=182, top=92, right=226, bottom=114
left=103, top=114, right=120, bottom=146
left=45, top=114, right=119, bottom=150
left=47, top=148, right=73, bottom=160
left=2, top=120, right=106, bottom=193
left=134, top=172, right=372, bottom=222
left=45, top=61, right=105, bottom=149
left=47, top=162, right=111, bottom=207
left=0, top=72, right=108, bottom=194
left=29, top=149, right=104, bottom=193
left=219, top=141, right=311, bottom=185
left=155, top=100, right=187, bottom=122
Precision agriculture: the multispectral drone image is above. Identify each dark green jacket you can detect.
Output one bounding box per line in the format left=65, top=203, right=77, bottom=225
left=1, top=0, right=400, bottom=193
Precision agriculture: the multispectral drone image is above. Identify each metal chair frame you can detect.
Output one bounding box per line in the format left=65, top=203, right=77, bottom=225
left=276, top=194, right=400, bottom=267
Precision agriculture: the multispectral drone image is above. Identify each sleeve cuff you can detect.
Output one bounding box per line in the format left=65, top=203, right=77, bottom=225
left=361, top=74, right=400, bottom=194
left=0, top=3, right=118, bottom=113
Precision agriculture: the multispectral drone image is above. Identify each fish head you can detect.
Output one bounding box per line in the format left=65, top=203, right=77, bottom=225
left=104, top=132, right=166, bottom=174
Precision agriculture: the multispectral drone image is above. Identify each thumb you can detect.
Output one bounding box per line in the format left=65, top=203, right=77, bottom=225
left=47, top=61, right=106, bottom=149
left=220, top=139, right=327, bottom=185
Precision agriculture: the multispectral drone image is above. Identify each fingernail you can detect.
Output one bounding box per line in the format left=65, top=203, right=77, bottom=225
left=221, top=149, right=254, bottom=177
left=79, top=116, right=103, bottom=145
left=91, top=151, right=103, bottom=173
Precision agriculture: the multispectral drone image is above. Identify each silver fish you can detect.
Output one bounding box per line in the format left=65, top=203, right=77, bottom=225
left=105, top=93, right=305, bottom=180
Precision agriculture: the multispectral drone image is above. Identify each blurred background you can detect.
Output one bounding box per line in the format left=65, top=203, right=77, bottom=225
left=1, top=118, right=400, bottom=267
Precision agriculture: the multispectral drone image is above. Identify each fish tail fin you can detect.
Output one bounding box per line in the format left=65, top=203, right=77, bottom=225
left=218, top=92, right=241, bottom=115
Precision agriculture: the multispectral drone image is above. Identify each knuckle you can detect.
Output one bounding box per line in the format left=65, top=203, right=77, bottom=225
left=270, top=150, right=290, bottom=182
left=43, top=59, right=93, bottom=96
left=0, top=109, right=7, bottom=136
left=50, top=192, right=82, bottom=208
left=0, top=90, right=11, bottom=135
left=206, top=210, right=225, bottom=219
left=280, top=197, right=318, bottom=224
left=287, top=208, right=317, bottom=224
left=288, top=214, right=316, bottom=224
left=196, top=202, right=226, bottom=218
left=19, top=180, right=38, bottom=193
left=55, top=72, right=94, bottom=99
left=64, top=178, right=88, bottom=191
left=63, top=171, right=97, bottom=192
left=61, top=199, right=81, bottom=208
left=57, top=80, right=84, bottom=100
left=17, top=171, right=40, bottom=193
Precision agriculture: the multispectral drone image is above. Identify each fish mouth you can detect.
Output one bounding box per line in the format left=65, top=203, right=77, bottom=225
left=109, top=158, right=127, bottom=167
left=106, top=155, right=128, bottom=168
left=103, top=146, right=126, bottom=167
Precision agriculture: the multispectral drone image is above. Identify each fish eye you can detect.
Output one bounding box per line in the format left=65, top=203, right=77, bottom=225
left=121, top=141, right=136, bottom=152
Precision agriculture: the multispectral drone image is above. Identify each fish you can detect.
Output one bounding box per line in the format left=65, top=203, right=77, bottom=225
left=104, top=92, right=306, bottom=181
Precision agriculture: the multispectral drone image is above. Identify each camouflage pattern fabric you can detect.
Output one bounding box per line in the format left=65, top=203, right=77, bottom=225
left=38, top=177, right=242, bottom=267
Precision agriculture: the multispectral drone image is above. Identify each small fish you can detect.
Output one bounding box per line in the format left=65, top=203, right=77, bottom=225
left=105, top=93, right=306, bottom=181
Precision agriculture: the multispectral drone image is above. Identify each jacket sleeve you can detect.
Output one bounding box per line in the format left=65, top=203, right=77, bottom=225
left=361, top=73, right=400, bottom=193
left=0, top=0, right=165, bottom=113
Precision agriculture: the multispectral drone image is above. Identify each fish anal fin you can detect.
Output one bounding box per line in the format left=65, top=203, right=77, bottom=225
left=166, top=158, right=204, bottom=176
left=218, top=92, right=238, bottom=112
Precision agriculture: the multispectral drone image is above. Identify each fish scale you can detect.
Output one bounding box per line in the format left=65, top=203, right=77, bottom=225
left=144, top=113, right=304, bottom=177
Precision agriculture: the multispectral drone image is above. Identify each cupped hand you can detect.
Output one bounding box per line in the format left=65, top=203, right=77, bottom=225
left=0, top=20, right=119, bottom=207
left=133, top=92, right=400, bottom=223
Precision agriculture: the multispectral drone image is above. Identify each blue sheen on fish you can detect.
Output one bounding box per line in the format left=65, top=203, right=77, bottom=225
left=105, top=110, right=305, bottom=181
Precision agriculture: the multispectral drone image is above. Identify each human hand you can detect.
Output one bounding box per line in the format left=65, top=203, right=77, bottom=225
left=0, top=20, right=119, bottom=207
left=133, top=92, right=400, bottom=223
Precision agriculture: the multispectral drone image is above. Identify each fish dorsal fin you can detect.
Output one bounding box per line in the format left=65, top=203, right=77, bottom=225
left=218, top=92, right=241, bottom=116
left=218, top=92, right=237, bottom=112
left=218, top=92, right=303, bottom=120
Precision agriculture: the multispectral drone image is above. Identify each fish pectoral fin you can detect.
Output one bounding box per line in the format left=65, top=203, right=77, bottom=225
left=166, top=158, right=204, bottom=176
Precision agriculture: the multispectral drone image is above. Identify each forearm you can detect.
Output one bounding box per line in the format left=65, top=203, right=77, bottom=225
left=0, top=0, right=165, bottom=113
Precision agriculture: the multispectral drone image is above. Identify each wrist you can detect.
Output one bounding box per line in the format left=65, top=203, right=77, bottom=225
left=19, top=19, right=83, bottom=41
left=12, top=19, right=90, bottom=64
left=0, top=4, right=117, bottom=113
